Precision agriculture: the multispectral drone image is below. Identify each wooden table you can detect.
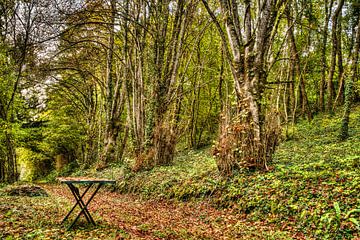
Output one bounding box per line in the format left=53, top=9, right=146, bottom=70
left=57, top=177, right=116, bottom=230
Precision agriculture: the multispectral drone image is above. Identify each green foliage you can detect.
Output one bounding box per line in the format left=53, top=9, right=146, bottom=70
left=0, top=192, right=122, bottom=239
left=319, top=202, right=360, bottom=238
left=40, top=163, right=81, bottom=183
left=118, top=149, right=218, bottom=199
left=16, top=147, right=50, bottom=181
left=41, top=107, right=84, bottom=158
left=0, top=44, right=15, bottom=110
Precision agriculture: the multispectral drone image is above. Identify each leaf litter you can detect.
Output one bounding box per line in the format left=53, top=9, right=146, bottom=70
left=0, top=183, right=294, bottom=239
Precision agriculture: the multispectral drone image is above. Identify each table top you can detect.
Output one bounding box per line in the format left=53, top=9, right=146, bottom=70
left=57, top=177, right=116, bottom=184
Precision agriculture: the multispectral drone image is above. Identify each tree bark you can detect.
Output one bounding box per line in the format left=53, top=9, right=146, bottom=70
left=327, top=0, right=344, bottom=113
left=319, top=0, right=333, bottom=112
left=340, top=16, right=360, bottom=140
left=131, top=0, right=147, bottom=154
left=333, top=13, right=344, bottom=108
left=286, top=4, right=312, bottom=121
left=101, top=0, right=128, bottom=166
left=203, top=0, right=285, bottom=174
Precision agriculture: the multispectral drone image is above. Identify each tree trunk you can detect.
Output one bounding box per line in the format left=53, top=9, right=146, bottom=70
left=4, top=131, right=17, bottom=183
left=101, top=0, right=128, bottom=166
left=286, top=5, right=312, bottom=121
left=327, top=0, right=344, bottom=113
left=133, top=0, right=193, bottom=170
left=203, top=0, right=285, bottom=174
left=153, top=0, right=187, bottom=165
left=319, top=0, right=333, bottom=112
left=130, top=0, right=147, bottom=155
left=340, top=16, right=360, bottom=140
left=101, top=0, right=117, bottom=165
left=333, top=14, right=344, bottom=108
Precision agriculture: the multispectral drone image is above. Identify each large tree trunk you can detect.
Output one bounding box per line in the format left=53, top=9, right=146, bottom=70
left=102, top=0, right=117, bottom=165
left=153, top=0, right=187, bottom=165
left=133, top=0, right=192, bottom=170
left=130, top=0, right=147, bottom=154
left=101, top=0, right=128, bottom=166
left=203, top=0, right=285, bottom=175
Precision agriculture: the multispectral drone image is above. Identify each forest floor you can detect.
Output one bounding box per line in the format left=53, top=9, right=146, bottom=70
left=1, top=108, right=360, bottom=239
left=0, top=183, right=293, bottom=239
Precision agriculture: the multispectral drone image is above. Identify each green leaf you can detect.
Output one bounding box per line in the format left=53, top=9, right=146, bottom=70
left=333, top=202, right=341, bottom=219
left=348, top=218, right=360, bottom=230
left=345, top=209, right=360, bottom=218
left=5, top=210, right=12, bottom=217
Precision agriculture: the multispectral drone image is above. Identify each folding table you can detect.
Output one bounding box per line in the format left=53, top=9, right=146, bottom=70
left=57, top=177, right=116, bottom=230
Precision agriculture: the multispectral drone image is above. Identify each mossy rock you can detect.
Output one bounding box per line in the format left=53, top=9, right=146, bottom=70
left=2, top=184, right=48, bottom=197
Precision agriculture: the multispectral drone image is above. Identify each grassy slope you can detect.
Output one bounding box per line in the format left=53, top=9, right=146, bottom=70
left=107, top=106, right=360, bottom=239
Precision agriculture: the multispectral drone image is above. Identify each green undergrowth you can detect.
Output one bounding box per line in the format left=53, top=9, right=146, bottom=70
left=115, top=107, right=359, bottom=238
left=0, top=195, right=124, bottom=239
left=64, top=106, right=360, bottom=238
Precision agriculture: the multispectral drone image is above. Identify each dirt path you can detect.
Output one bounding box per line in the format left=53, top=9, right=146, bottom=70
left=0, top=184, right=293, bottom=239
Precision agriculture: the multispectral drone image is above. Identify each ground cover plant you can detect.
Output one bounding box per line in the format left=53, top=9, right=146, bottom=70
left=111, top=108, right=360, bottom=239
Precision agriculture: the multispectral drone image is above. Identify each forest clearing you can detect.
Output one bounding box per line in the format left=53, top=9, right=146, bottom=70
left=1, top=0, right=360, bottom=239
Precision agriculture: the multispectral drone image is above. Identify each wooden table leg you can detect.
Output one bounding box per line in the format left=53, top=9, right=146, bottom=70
left=61, top=183, right=93, bottom=224
left=67, top=183, right=103, bottom=230
left=67, top=183, right=95, bottom=225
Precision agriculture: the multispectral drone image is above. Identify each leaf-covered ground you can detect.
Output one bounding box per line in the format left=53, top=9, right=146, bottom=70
left=1, top=184, right=293, bottom=239
left=1, top=108, right=360, bottom=239
left=83, top=107, right=360, bottom=239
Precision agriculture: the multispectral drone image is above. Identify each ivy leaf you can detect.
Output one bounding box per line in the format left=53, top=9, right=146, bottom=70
left=333, top=202, right=341, bottom=220
left=348, top=218, right=360, bottom=230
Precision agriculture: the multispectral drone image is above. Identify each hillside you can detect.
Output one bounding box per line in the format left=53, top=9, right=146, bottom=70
left=63, top=106, right=360, bottom=239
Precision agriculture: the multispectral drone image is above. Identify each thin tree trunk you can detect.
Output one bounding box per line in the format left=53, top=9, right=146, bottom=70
left=320, top=0, right=333, bottom=112
left=327, top=0, right=344, bottom=113
left=334, top=14, right=344, bottom=108
left=288, top=59, right=296, bottom=124
left=0, top=1, right=34, bottom=182
left=286, top=5, right=312, bottom=121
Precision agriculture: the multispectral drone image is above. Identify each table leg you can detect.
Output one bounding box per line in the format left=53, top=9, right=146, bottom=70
left=67, top=183, right=103, bottom=230
left=61, top=183, right=93, bottom=224
left=66, top=183, right=95, bottom=225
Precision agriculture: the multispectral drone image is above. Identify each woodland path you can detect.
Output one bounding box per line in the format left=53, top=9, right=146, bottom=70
left=0, top=184, right=298, bottom=239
